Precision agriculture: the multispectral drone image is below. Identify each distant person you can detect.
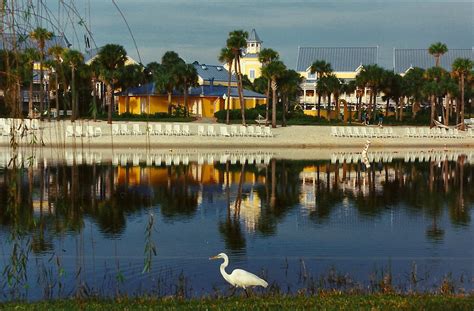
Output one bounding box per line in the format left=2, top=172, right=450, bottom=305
left=378, top=113, right=384, bottom=127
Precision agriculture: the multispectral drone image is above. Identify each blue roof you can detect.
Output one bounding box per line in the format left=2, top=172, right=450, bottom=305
left=394, top=48, right=474, bottom=73
left=193, top=61, right=237, bottom=83
left=120, top=83, right=266, bottom=99
left=248, top=29, right=262, bottom=43
left=296, top=47, right=378, bottom=72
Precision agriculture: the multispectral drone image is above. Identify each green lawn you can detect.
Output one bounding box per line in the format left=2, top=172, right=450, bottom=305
left=2, top=294, right=473, bottom=311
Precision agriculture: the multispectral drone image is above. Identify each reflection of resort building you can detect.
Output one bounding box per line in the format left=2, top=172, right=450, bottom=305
left=230, top=189, right=262, bottom=233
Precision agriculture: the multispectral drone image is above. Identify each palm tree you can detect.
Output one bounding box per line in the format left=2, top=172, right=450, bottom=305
left=118, top=64, right=145, bottom=114
left=62, top=49, right=84, bottom=122
left=356, top=64, right=384, bottom=123
left=258, top=48, right=279, bottom=121
left=428, top=42, right=448, bottom=67
left=218, top=47, right=234, bottom=124
left=452, top=58, right=473, bottom=129
left=95, top=44, right=127, bottom=124
left=262, top=60, right=286, bottom=128
left=47, top=45, right=65, bottom=120
left=310, top=60, right=333, bottom=118
left=175, top=63, right=198, bottom=117
left=20, top=48, right=39, bottom=118
left=321, top=75, right=342, bottom=121
left=402, top=67, right=425, bottom=120
left=342, top=80, right=357, bottom=123
left=226, top=30, right=248, bottom=125
left=424, top=67, right=448, bottom=127
left=381, top=71, right=403, bottom=118
left=158, top=51, right=184, bottom=115
left=89, top=59, right=102, bottom=121
left=278, top=69, right=302, bottom=126
left=29, top=27, right=53, bottom=121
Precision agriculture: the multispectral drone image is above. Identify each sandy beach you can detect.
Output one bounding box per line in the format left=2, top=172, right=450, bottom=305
left=1, top=120, right=473, bottom=163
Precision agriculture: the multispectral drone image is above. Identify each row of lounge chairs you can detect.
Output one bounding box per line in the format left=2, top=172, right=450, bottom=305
left=331, top=126, right=397, bottom=138
left=66, top=125, right=102, bottom=137
left=198, top=125, right=274, bottom=137
left=404, top=127, right=464, bottom=138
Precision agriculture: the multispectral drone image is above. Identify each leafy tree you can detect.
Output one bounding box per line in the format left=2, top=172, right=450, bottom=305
left=278, top=69, right=302, bottom=126
left=175, top=62, right=199, bottom=117
left=118, top=64, right=145, bottom=113
left=310, top=60, right=333, bottom=117
left=356, top=64, right=384, bottom=123
left=381, top=71, right=403, bottom=118
left=452, top=58, right=473, bottom=129
left=259, top=48, right=279, bottom=120
left=227, top=30, right=248, bottom=125
left=156, top=51, right=184, bottom=115
left=428, top=42, right=448, bottom=67
left=62, top=49, right=84, bottom=121
left=402, top=67, right=425, bottom=119
left=29, top=27, right=53, bottom=120
left=424, top=67, right=449, bottom=126
left=47, top=45, right=65, bottom=120
left=262, top=60, right=286, bottom=128
left=95, top=44, right=127, bottom=124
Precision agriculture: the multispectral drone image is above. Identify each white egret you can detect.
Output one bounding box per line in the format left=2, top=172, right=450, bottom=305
left=209, top=253, right=268, bottom=295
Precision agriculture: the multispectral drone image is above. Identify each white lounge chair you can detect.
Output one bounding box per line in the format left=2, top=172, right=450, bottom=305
left=173, top=124, right=181, bottom=135
left=263, top=126, right=273, bottom=137
left=132, top=124, right=143, bottom=135
left=182, top=124, right=191, bottom=135
left=66, top=125, right=74, bottom=137
left=120, top=124, right=130, bottom=135
left=331, top=127, right=338, bottom=137
left=197, top=125, right=205, bottom=136
left=95, top=127, right=102, bottom=137
left=154, top=124, right=163, bottom=135
left=112, top=124, right=120, bottom=136
left=230, top=126, right=238, bottom=136
left=146, top=124, right=154, bottom=135
left=207, top=125, right=216, bottom=136
left=86, top=125, right=95, bottom=137
left=239, top=126, right=247, bottom=136
left=165, top=124, right=173, bottom=135
left=75, top=125, right=84, bottom=137
left=255, top=126, right=263, bottom=137
left=247, top=126, right=256, bottom=136
left=220, top=126, right=230, bottom=137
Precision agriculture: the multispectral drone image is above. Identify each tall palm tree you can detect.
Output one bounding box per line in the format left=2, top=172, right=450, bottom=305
left=63, top=49, right=84, bottom=122
left=262, top=60, right=286, bottom=128
left=29, top=27, right=53, bottom=121
left=402, top=67, right=425, bottom=120
left=310, top=60, right=333, bottom=117
left=118, top=64, right=145, bottom=114
left=175, top=63, right=198, bottom=117
left=323, top=75, right=341, bottom=121
left=158, top=51, right=184, bottom=115
left=95, top=44, right=127, bottom=124
left=452, top=58, right=473, bottom=129
left=47, top=45, right=65, bottom=120
left=278, top=69, right=302, bottom=126
left=227, top=30, right=248, bottom=125
left=381, top=71, right=403, bottom=118
left=20, top=48, right=39, bottom=118
left=89, top=59, right=102, bottom=121
left=356, top=64, right=384, bottom=123
left=258, top=48, right=279, bottom=121
left=424, top=67, right=448, bottom=127
left=218, top=47, right=234, bottom=124
left=428, top=42, right=448, bottom=67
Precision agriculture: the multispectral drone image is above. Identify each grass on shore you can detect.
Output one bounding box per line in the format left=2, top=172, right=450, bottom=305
left=2, top=293, right=473, bottom=311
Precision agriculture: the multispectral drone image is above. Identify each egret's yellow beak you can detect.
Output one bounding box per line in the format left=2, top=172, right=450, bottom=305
left=209, top=255, right=219, bottom=260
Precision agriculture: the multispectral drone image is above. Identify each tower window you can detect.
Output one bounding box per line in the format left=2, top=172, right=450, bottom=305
left=249, top=69, right=255, bottom=79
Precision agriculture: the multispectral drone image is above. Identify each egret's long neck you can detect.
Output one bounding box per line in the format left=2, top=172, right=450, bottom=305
left=220, top=257, right=232, bottom=283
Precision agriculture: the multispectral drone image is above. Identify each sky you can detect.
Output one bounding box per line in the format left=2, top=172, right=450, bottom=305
left=46, top=0, right=473, bottom=69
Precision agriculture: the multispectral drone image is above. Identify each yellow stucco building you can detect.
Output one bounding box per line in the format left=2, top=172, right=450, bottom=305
left=117, top=62, right=266, bottom=118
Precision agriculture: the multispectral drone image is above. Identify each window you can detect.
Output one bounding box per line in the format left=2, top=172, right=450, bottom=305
left=249, top=69, right=255, bottom=79
left=308, top=72, right=316, bottom=79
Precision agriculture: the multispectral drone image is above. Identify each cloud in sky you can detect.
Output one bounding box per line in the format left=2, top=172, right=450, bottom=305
left=48, top=0, right=473, bottom=68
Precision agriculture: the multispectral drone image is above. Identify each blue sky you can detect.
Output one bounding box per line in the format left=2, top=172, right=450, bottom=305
left=51, top=0, right=473, bottom=69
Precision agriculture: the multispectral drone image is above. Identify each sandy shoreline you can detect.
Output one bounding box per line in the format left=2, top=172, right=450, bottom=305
left=1, top=120, right=473, bottom=161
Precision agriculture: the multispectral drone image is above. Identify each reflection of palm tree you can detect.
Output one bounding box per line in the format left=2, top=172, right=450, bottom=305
left=218, top=162, right=246, bottom=250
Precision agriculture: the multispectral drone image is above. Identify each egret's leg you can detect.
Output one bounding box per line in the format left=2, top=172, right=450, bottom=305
left=244, top=288, right=250, bottom=297
left=228, top=286, right=237, bottom=297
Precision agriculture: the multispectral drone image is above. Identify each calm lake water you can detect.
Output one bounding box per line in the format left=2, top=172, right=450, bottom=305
left=0, top=150, right=472, bottom=300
